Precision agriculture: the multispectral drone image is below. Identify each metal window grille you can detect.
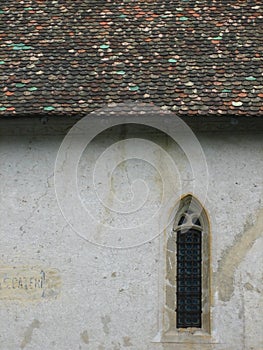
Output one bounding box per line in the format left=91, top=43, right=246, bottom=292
left=176, top=228, right=202, bottom=328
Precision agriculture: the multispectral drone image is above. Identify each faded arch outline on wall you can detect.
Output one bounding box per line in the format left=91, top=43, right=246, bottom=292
left=162, top=194, right=211, bottom=343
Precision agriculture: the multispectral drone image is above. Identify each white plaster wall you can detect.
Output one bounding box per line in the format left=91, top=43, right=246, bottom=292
left=0, top=121, right=262, bottom=350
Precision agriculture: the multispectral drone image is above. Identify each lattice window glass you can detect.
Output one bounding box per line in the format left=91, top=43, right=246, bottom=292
left=176, top=228, right=202, bottom=328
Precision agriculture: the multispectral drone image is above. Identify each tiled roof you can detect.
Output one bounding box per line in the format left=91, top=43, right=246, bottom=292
left=0, top=0, right=262, bottom=117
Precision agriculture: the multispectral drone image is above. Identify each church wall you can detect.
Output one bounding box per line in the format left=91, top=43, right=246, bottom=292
left=0, top=119, right=262, bottom=350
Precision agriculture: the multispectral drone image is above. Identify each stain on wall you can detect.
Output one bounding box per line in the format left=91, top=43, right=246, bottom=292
left=123, top=336, right=132, bottom=347
left=217, top=208, right=263, bottom=301
left=80, top=330, right=89, bottom=344
left=20, top=319, right=40, bottom=349
left=101, top=315, right=111, bottom=335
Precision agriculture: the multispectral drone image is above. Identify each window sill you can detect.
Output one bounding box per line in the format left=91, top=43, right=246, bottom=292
left=153, top=329, right=216, bottom=344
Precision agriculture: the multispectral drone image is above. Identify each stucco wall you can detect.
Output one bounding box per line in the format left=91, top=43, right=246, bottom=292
left=0, top=119, right=262, bottom=350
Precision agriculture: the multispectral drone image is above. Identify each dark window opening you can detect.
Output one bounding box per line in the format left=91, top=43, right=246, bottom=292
left=178, top=215, right=187, bottom=225
left=176, top=228, right=202, bottom=328
left=192, top=217, right=201, bottom=226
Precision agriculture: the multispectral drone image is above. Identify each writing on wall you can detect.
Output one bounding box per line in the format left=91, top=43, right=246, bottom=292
left=0, top=266, right=61, bottom=301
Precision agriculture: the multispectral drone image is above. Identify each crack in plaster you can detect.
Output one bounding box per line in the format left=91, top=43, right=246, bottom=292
left=19, top=173, right=53, bottom=233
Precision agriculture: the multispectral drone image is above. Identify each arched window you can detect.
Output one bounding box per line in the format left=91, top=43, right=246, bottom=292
left=163, top=195, right=211, bottom=341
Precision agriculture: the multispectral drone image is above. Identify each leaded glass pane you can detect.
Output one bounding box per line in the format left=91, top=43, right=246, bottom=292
left=176, top=228, right=202, bottom=328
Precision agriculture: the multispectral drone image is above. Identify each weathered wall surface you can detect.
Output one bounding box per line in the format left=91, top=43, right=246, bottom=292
left=0, top=120, right=262, bottom=350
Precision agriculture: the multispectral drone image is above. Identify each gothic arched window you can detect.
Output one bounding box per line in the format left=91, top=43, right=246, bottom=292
left=163, top=195, right=211, bottom=341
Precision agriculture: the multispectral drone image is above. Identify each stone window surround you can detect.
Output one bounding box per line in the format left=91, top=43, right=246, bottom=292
left=154, top=195, right=213, bottom=344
